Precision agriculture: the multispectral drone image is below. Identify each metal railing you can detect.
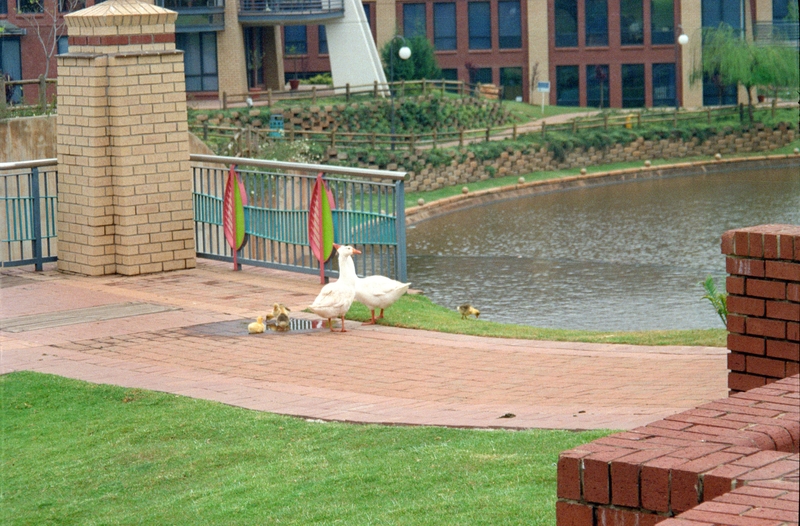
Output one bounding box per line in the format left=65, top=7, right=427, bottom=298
left=0, top=159, right=59, bottom=270
left=238, top=0, right=344, bottom=22
left=191, top=154, right=408, bottom=281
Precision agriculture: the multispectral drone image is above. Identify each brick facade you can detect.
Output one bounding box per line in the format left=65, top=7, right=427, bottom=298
left=723, top=225, right=800, bottom=394
left=56, top=0, right=195, bottom=276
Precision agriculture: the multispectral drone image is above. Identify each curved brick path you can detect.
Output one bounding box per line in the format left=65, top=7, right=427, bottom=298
left=1, top=260, right=728, bottom=430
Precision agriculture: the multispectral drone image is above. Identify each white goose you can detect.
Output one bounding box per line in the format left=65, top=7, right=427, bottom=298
left=309, top=244, right=361, bottom=332
left=355, top=273, right=411, bottom=326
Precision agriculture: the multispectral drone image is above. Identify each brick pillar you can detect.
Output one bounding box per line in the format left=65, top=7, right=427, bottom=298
left=56, top=0, right=195, bottom=276
left=723, top=224, right=800, bottom=394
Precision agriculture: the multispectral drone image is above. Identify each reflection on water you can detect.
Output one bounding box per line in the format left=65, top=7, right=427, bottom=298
left=407, top=167, right=800, bottom=331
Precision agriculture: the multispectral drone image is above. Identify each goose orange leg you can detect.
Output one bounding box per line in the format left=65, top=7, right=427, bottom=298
left=339, top=315, right=347, bottom=332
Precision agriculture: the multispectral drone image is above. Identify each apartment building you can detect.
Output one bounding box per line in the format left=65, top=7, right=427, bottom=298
left=1, top=0, right=796, bottom=108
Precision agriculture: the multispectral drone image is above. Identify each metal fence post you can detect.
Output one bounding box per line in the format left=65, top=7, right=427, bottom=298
left=30, top=167, right=44, bottom=271
left=394, top=179, right=407, bottom=283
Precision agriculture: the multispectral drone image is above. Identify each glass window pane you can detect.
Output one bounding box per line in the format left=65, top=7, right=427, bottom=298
left=434, top=3, right=457, bottom=50
left=703, top=72, right=738, bottom=105
left=440, top=68, right=458, bottom=80
left=0, top=0, right=7, bottom=14
left=621, top=63, right=644, bottom=107
left=363, top=2, right=370, bottom=23
left=319, top=25, right=328, bottom=55
left=500, top=67, right=523, bottom=100
left=555, top=0, right=578, bottom=47
left=556, top=65, right=579, bottom=106
left=285, top=25, right=307, bottom=55
left=498, top=1, right=522, bottom=49
left=179, top=33, right=202, bottom=77
left=403, top=4, right=427, bottom=39
left=201, top=32, right=218, bottom=75
left=473, top=67, right=493, bottom=84
left=585, top=0, right=608, bottom=46
left=468, top=2, right=491, bottom=49
left=651, top=0, right=674, bottom=44
left=57, top=36, right=69, bottom=55
left=652, top=63, right=675, bottom=107
left=620, top=0, right=643, bottom=45
left=586, top=64, right=609, bottom=108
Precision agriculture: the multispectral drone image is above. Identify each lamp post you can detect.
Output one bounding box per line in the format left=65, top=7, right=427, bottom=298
left=389, top=35, right=411, bottom=150
left=675, top=25, right=689, bottom=110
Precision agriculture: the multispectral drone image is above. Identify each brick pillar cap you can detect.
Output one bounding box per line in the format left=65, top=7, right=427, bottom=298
left=65, top=0, right=177, bottom=28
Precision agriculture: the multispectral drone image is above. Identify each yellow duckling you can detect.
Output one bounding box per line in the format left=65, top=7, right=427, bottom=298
left=275, top=303, right=290, bottom=331
left=458, top=304, right=480, bottom=320
left=266, top=302, right=290, bottom=321
left=248, top=316, right=266, bottom=334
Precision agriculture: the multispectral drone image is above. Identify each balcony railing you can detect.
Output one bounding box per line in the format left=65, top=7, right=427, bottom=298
left=753, top=21, right=799, bottom=46
left=154, top=0, right=225, bottom=32
left=238, top=0, right=344, bottom=24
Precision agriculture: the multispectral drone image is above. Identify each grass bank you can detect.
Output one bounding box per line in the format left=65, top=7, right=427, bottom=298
left=2, top=372, right=611, bottom=525
left=346, top=294, right=727, bottom=347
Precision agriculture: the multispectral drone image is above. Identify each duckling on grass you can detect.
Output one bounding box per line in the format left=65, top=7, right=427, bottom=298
left=458, top=304, right=480, bottom=320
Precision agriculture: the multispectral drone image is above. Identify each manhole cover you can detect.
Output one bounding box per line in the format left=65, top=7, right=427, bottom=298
left=184, top=318, right=327, bottom=337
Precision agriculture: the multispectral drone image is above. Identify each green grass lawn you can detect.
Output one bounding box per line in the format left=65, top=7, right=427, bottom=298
left=2, top=372, right=612, bottom=525
left=347, top=294, right=727, bottom=347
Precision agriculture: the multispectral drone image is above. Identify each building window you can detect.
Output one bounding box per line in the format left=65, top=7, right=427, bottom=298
left=403, top=3, right=427, bottom=39
left=621, top=64, right=644, bottom=107
left=319, top=25, right=328, bottom=55
left=59, top=0, right=86, bottom=12
left=703, top=72, right=738, bottom=106
left=468, top=2, right=492, bottom=49
left=440, top=68, right=458, bottom=80
left=773, top=0, right=791, bottom=19
left=468, top=66, right=492, bottom=84
left=176, top=32, right=218, bottom=92
left=702, top=0, right=743, bottom=31
left=498, top=1, right=522, bottom=49
left=651, top=0, right=674, bottom=44
left=284, top=25, right=307, bottom=55
left=652, top=63, right=676, bottom=107
left=0, top=0, right=6, bottom=14
left=555, top=0, right=578, bottom=47
left=556, top=65, right=579, bottom=106
left=434, top=3, right=457, bottom=50
left=586, top=64, right=609, bottom=107
left=500, top=67, right=522, bottom=100
left=57, top=36, right=69, bottom=55
left=585, top=0, right=608, bottom=46
left=17, top=0, right=43, bottom=13
left=620, top=0, right=643, bottom=45
left=244, top=28, right=263, bottom=87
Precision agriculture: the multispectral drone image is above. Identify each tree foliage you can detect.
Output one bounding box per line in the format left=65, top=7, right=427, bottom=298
left=381, top=36, right=441, bottom=82
left=694, top=23, right=799, bottom=119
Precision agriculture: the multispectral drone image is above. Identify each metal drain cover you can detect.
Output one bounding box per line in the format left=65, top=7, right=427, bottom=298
left=184, top=318, right=327, bottom=337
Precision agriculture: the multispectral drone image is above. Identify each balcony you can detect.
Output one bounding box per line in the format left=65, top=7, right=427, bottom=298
left=238, top=0, right=344, bottom=25
left=753, top=21, right=799, bottom=47
left=155, top=0, right=225, bottom=33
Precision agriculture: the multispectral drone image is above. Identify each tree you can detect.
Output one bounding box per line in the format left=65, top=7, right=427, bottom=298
left=694, top=23, right=799, bottom=122
left=381, top=36, right=441, bottom=82
left=17, top=0, right=85, bottom=79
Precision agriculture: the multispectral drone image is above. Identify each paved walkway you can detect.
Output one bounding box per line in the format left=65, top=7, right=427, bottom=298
left=1, top=260, right=728, bottom=430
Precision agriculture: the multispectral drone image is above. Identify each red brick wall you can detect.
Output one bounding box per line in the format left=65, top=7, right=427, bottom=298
left=723, top=225, right=800, bottom=394
left=556, top=376, right=799, bottom=525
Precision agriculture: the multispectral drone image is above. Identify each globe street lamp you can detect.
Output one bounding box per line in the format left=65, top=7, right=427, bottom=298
left=389, top=36, right=411, bottom=150
left=675, top=25, right=688, bottom=110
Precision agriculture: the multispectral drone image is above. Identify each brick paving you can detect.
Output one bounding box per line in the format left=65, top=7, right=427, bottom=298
left=1, top=260, right=728, bottom=430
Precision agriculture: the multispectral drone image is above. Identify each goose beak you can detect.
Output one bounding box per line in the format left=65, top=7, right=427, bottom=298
left=352, top=247, right=362, bottom=254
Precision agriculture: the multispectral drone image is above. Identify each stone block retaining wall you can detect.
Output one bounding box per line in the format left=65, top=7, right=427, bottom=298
left=723, top=225, right=800, bottom=394
left=394, top=125, right=795, bottom=193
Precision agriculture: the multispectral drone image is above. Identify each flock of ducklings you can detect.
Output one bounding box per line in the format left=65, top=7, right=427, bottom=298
left=248, top=303, right=291, bottom=334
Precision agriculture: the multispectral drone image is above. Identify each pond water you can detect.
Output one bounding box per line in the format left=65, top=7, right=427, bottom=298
left=406, top=166, right=800, bottom=331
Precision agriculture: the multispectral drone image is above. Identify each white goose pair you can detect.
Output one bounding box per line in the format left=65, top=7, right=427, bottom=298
left=309, top=244, right=410, bottom=332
